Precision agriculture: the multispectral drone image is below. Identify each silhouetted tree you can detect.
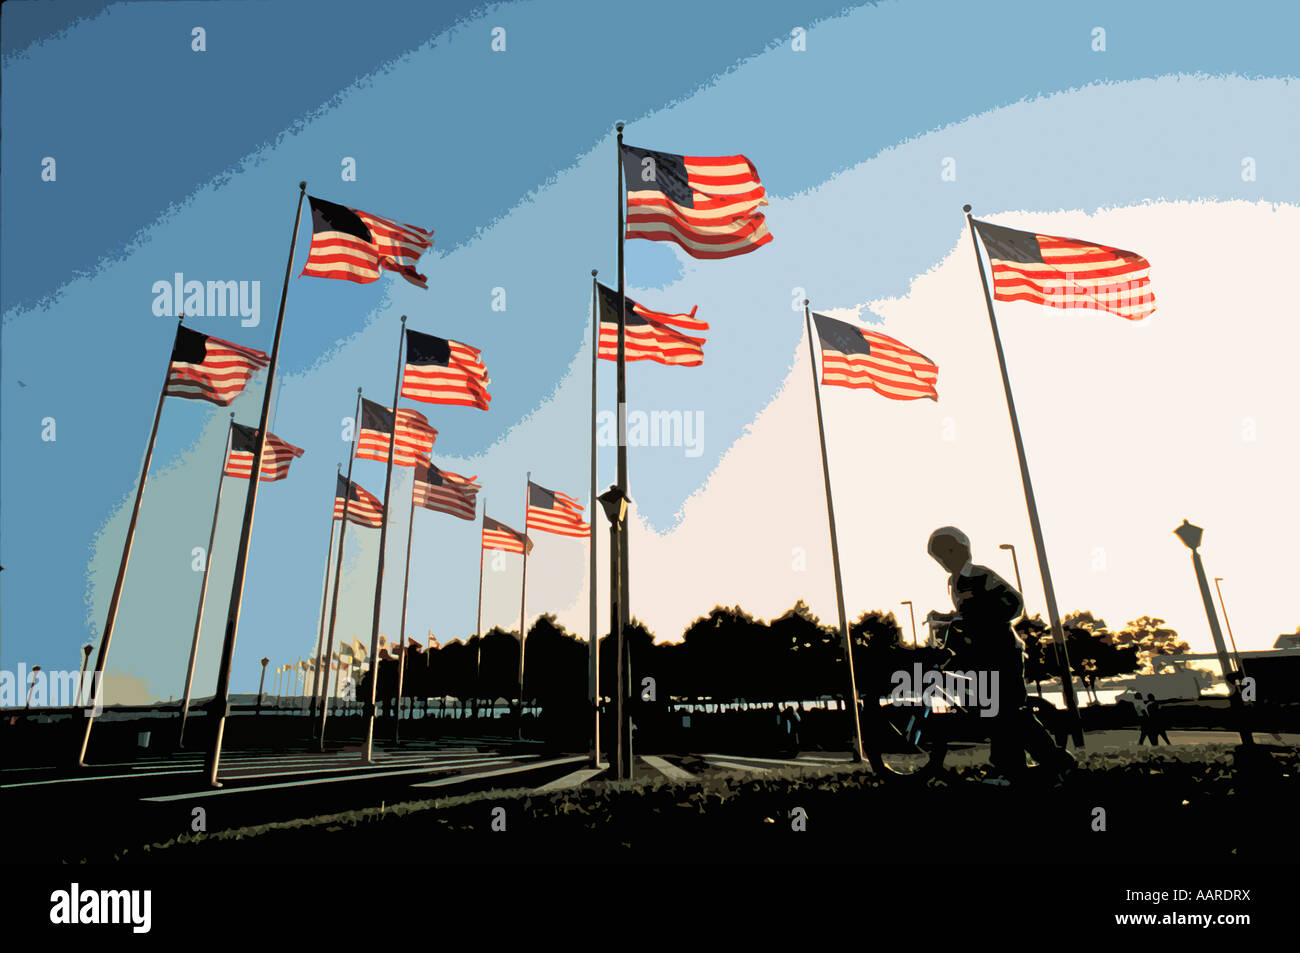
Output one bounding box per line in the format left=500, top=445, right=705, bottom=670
left=1113, top=616, right=1189, bottom=674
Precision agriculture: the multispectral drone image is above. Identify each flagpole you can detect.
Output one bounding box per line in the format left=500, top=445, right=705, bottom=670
left=178, top=413, right=235, bottom=747
left=363, top=316, right=407, bottom=763
left=475, top=501, right=486, bottom=717
left=517, top=474, right=531, bottom=730
left=963, top=204, right=1084, bottom=748
left=615, top=123, right=632, bottom=779
left=320, top=390, right=362, bottom=749
left=803, top=301, right=866, bottom=764
left=78, top=313, right=185, bottom=766
left=309, top=462, right=342, bottom=731
left=204, top=182, right=307, bottom=787
left=394, top=471, right=417, bottom=743
left=589, top=269, right=601, bottom=768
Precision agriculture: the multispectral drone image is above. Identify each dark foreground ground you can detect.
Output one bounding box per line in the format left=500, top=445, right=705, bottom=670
left=79, top=743, right=1297, bottom=865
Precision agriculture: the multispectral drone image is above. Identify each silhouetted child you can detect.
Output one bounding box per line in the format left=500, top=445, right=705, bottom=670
left=927, top=526, right=1076, bottom=782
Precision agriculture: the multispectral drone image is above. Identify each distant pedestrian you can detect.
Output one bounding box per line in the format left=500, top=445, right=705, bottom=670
left=1133, top=692, right=1155, bottom=745
left=1146, top=693, right=1172, bottom=745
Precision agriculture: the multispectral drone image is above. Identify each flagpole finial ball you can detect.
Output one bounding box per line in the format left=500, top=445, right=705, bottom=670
left=299, top=181, right=307, bottom=190
left=962, top=204, right=972, bottom=213
left=592, top=269, right=598, bottom=277
left=616, top=122, right=624, bottom=133
left=803, top=299, right=809, bottom=306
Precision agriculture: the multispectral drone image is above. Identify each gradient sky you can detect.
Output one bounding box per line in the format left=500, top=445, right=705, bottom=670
left=2, top=0, right=1297, bottom=700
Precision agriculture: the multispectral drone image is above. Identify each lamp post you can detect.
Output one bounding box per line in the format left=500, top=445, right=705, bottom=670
left=598, top=485, right=631, bottom=780
left=257, top=657, right=270, bottom=715
left=1173, top=520, right=1252, bottom=748
left=25, top=665, right=42, bottom=709
left=900, top=600, right=918, bottom=647
left=998, top=543, right=1023, bottom=595
left=78, top=644, right=93, bottom=707
left=1212, top=577, right=1243, bottom=675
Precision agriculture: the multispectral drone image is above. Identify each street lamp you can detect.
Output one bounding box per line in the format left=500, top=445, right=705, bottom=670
left=1213, top=577, right=1243, bottom=675
left=899, top=600, right=918, bottom=647
left=79, top=644, right=94, bottom=707
left=998, top=543, right=1024, bottom=594
left=257, top=657, right=270, bottom=715
left=25, top=665, right=42, bottom=709
left=1173, top=520, right=1252, bottom=748
left=598, top=485, right=631, bottom=780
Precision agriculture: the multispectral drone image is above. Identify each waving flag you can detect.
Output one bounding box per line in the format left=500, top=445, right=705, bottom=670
left=972, top=219, right=1154, bottom=321
left=406, top=636, right=424, bottom=655
left=165, top=327, right=269, bottom=406
left=351, top=637, right=367, bottom=663
left=483, top=516, right=532, bottom=555
left=224, top=423, right=305, bottom=481
left=526, top=482, right=590, bottom=538
left=334, top=475, right=384, bottom=528
left=356, top=399, right=437, bottom=467
left=621, top=143, right=771, bottom=259
left=412, top=457, right=480, bottom=520
left=812, top=313, right=938, bottom=401
left=402, top=329, right=491, bottom=410
left=427, top=632, right=441, bottom=651
left=378, top=634, right=394, bottom=660
left=301, top=196, right=433, bottom=288
left=596, top=283, right=707, bottom=367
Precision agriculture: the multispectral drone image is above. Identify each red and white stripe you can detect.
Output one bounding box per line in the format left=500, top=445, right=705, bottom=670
left=821, top=328, right=939, bottom=401
left=526, top=486, right=590, bottom=538
left=357, top=407, right=438, bottom=468
left=482, top=517, right=531, bottom=555
left=626, top=154, right=771, bottom=259
left=303, top=207, right=433, bottom=288
left=334, top=481, right=384, bottom=528
left=165, top=336, right=269, bottom=406
left=412, top=461, right=481, bottom=521
left=223, top=432, right=305, bottom=481
left=402, top=340, right=492, bottom=410
left=599, top=301, right=707, bottom=367
left=988, top=233, right=1155, bottom=321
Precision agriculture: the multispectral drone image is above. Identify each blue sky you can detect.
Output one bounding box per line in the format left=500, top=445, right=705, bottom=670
left=2, top=0, right=1297, bottom=698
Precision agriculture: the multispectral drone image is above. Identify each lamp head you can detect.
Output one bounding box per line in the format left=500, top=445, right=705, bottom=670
left=1174, top=519, right=1203, bottom=551
left=597, top=485, right=629, bottom=525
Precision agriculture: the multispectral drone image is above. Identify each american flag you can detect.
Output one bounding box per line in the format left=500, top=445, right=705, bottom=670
left=622, top=143, right=771, bottom=259
left=402, top=328, right=491, bottom=410
left=378, top=634, right=394, bottom=660
left=356, top=399, right=437, bottom=467
left=301, top=196, right=434, bottom=288
left=165, top=327, right=269, bottom=406
left=427, top=631, right=441, bottom=651
left=812, top=312, right=938, bottom=401
left=406, top=636, right=423, bottom=655
left=412, top=456, right=480, bottom=521
left=334, top=475, right=384, bottom=528
left=973, top=219, right=1155, bottom=321
left=596, top=283, right=707, bottom=367
left=223, top=423, right=305, bottom=481
left=526, top=482, right=590, bottom=538
left=351, top=637, right=367, bottom=662
left=482, top=516, right=532, bottom=555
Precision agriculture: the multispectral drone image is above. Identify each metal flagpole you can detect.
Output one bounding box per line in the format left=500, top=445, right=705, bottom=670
left=589, top=269, right=601, bottom=768
left=517, top=475, right=531, bottom=729
left=178, top=413, right=235, bottom=746
left=320, top=390, right=362, bottom=748
left=363, top=317, right=407, bottom=763
left=614, top=123, right=633, bottom=779
left=79, top=313, right=186, bottom=766
left=964, top=204, right=1084, bottom=748
left=803, top=301, right=866, bottom=764
left=205, top=182, right=308, bottom=787
left=309, top=463, right=342, bottom=729
left=394, top=471, right=417, bottom=743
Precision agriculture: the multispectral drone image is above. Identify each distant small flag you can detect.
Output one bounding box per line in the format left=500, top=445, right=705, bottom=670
left=412, top=456, right=480, bottom=520
left=338, top=642, right=354, bottom=664
left=224, top=423, right=305, bottom=481
left=378, top=634, right=393, bottom=660
left=302, top=196, right=434, bottom=288
left=621, top=143, right=771, bottom=259
left=299, top=660, right=309, bottom=672
left=427, top=631, right=441, bottom=651
left=165, top=327, right=269, bottom=406
left=596, top=283, right=707, bottom=367
left=483, top=516, right=532, bottom=555
left=406, top=636, right=423, bottom=655
left=812, top=312, right=938, bottom=400
left=972, top=219, right=1155, bottom=321
left=334, top=475, right=384, bottom=528
left=356, top=398, right=437, bottom=467
left=526, top=481, right=590, bottom=538
left=351, top=637, right=367, bottom=662
left=402, top=329, right=491, bottom=410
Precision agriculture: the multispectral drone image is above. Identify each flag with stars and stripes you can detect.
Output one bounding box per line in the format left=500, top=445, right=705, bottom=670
left=482, top=516, right=532, bottom=555
left=412, top=456, right=480, bottom=520
left=223, top=423, right=305, bottom=481
left=812, top=312, right=938, bottom=401
left=525, top=481, right=590, bottom=538
left=334, top=475, right=384, bottom=528
left=164, top=327, right=269, bottom=406
left=596, top=282, right=707, bottom=367
left=622, top=143, right=771, bottom=259
left=402, top=328, right=491, bottom=410
left=301, top=195, right=434, bottom=288
left=972, top=219, right=1155, bottom=321
left=356, top=398, right=437, bottom=467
